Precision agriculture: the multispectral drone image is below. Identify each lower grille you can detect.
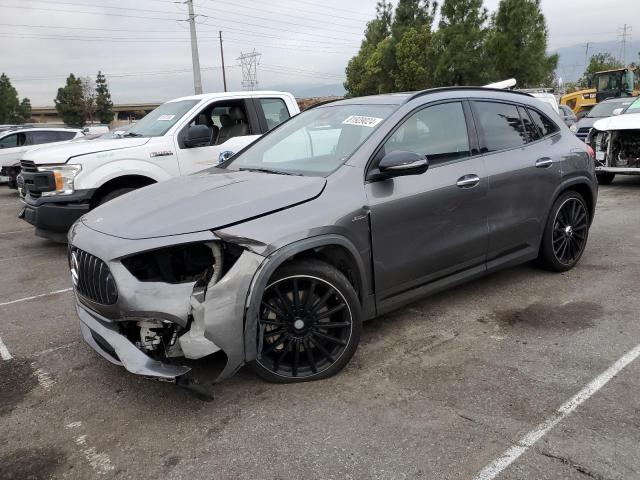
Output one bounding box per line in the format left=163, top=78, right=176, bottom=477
left=70, top=248, right=118, bottom=305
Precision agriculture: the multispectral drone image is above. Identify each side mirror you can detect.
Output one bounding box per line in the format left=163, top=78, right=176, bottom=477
left=374, top=151, right=428, bottom=179
left=183, top=124, right=211, bottom=148
left=612, top=108, right=624, bottom=116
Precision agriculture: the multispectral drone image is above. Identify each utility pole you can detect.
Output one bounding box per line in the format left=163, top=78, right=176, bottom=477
left=186, top=0, right=203, bottom=94
left=583, top=42, right=590, bottom=72
left=618, top=24, right=632, bottom=65
left=219, top=31, right=227, bottom=92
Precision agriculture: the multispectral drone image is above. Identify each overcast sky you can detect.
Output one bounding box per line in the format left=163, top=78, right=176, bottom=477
left=0, top=0, right=635, bottom=106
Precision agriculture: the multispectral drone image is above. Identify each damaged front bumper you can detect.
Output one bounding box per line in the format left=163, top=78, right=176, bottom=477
left=69, top=220, right=266, bottom=384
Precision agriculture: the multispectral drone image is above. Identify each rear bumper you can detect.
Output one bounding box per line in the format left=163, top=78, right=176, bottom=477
left=77, top=300, right=191, bottom=379
left=19, top=189, right=94, bottom=238
left=595, top=166, right=640, bottom=174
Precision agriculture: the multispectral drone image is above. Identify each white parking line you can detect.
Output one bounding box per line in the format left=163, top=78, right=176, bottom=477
left=0, top=229, right=33, bottom=235
left=0, top=335, right=12, bottom=360
left=473, top=342, right=640, bottom=480
left=0, top=287, right=73, bottom=307
left=0, top=253, right=48, bottom=264
left=66, top=422, right=115, bottom=474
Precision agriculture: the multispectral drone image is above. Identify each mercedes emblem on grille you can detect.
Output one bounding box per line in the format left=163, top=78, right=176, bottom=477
left=70, top=251, right=79, bottom=288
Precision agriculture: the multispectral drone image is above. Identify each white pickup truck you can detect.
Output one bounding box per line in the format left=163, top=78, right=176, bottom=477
left=18, top=91, right=299, bottom=241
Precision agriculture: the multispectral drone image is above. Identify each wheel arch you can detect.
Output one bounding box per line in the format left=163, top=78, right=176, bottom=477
left=91, top=174, right=157, bottom=207
left=243, top=234, right=375, bottom=363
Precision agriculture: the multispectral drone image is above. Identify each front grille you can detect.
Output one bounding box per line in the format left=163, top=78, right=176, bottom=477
left=576, top=127, right=591, bottom=138
left=71, top=248, right=118, bottom=305
left=20, top=160, right=37, bottom=173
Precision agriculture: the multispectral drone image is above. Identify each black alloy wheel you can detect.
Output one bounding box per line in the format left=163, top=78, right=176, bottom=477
left=538, top=191, right=590, bottom=272
left=251, top=260, right=361, bottom=383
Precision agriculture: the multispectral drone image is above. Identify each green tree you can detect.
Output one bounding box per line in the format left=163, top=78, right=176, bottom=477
left=434, top=0, right=489, bottom=86
left=55, top=74, right=85, bottom=127
left=0, top=73, right=31, bottom=124
left=19, top=98, right=32, bottom=122
left=344, top=1, right=393, bottom=96
left=485, top=0, right=558, bottom=87
left=344, top=0, right=436, bottom=96
left=395, top=27, right=437, bottom=90
left=95, top=71, right=114, bottom=124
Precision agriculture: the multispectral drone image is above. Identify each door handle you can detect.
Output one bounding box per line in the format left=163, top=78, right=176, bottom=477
left=456, top=174, right=480, bottom=188
left=535, top=157, right=553, bottom=168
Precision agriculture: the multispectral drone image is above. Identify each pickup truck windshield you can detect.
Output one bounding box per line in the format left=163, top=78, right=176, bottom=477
left=125, top=100, right=199, bottom=137
left=226, top=104, right=394, bottom=176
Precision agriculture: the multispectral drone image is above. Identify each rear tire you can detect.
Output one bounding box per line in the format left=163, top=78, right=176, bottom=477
left=537, top=191, right=590, bottom=272
left=596, top=172, right=615, bottom=185
left=250, top=260, right=362, bottom=383
left=96, top=187, right=136, bottom=207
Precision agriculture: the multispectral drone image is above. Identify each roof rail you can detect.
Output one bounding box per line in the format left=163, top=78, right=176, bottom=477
left=404, top=86, right=533, bottom=104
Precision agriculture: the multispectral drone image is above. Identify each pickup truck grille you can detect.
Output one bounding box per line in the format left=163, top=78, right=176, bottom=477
left=20, top=160, right=37, bottom=173
left=19, top=160, right=43, bottom=198
left=70, top=248, right=118, bottom=305
left=576, top=127, right=591, bottom=141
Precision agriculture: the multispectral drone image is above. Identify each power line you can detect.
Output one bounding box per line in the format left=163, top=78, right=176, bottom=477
left=3, top=0, right=364, bottom=41
left=0, top=22, right=358, bottom=48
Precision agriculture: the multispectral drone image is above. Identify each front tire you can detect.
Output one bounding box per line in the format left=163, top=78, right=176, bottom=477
left=596, top=172, right=615, bottom=185
left=537, top=191, right=590, bottom=272
left=96, top=187, right=136, bottom=207
left=250, top=260, right=362, bottom=383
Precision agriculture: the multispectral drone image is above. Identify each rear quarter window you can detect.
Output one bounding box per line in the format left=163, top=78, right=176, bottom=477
left=527, top=108, right=559, bottom=138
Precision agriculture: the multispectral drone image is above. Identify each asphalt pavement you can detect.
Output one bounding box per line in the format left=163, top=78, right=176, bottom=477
left=1, top=178, right=640, bottom=480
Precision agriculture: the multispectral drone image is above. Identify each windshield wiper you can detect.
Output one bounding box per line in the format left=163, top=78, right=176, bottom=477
left=238, top=167, right=302, bottom=176
left=123, top=132, right=142, bottom=137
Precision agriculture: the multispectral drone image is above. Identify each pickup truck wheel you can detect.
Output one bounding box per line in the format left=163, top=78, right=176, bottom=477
left=250, top=260, right=362, bottom=383
left=538, top=191, right=589, bottom=272
left=96, top=187, right=136, bottom=206
left=596, top=172, right=615, bottom=185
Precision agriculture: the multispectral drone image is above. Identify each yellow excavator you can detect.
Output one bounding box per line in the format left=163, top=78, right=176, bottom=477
left=560, top=67, right=638, bottom=118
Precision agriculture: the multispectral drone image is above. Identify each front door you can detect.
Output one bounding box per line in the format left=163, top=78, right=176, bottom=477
left=175, top=99, right=261, bottom=175
left=365, top=101, right=489, bottom=306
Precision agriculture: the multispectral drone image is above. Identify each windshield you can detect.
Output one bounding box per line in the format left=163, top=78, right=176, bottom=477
left=587, top=100, right=633, bottom=118
left=624, top=97, right=640, bottom=114
left=125, top=100, right=199, bottom=137
left=226, top=104, right=395, bottom=176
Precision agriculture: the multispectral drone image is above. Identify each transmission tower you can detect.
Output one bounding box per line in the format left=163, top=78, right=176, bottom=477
left=618, top=24, right=633, bottom=65
left=237, top=50, right=261, bottom=91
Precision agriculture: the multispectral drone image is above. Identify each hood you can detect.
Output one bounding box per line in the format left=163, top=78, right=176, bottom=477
left=574, top=116, right=597, bottom=129
left=593, top=114, right=640, bottom=132
left=82, top=168, right=326, bottom=240
left=21, top=137, right=150, bottom=165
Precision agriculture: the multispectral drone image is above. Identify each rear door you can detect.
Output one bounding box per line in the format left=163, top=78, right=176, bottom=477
left=366, top=100, right=489, bottom=305
left=472, top=100, right=562, bottom=266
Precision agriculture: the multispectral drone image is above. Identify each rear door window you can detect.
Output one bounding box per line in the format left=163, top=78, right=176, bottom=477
left=384, top=102, right=470, bottom=165
left=259, top=98, right=290, bottom=131
left=28, top=131, right=63, bottom=145
left=474, top=101, right=527, bottom=152
left=527, top=108, right=559, bottom=137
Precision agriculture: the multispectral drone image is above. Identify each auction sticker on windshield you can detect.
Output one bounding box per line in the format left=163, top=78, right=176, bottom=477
left=157, top=115, right=176, bottom=121
left=342, top=116, right=383, bottom=128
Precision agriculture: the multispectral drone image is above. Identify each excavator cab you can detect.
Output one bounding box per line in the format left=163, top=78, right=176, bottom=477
left=595, top=68, right=636, bottom=102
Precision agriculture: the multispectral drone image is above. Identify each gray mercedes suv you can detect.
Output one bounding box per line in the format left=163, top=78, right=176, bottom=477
left=68, top=88, right=597, bottom=391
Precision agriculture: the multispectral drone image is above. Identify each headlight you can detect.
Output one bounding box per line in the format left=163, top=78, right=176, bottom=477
left=37, top=164, right=81, bottom=196
left=569, top=124, right=578, bottom=133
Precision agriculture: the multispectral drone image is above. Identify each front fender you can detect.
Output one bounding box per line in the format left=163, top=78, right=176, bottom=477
left=241, top=234, right=375, bottom=364
left=74, top=159, right=175, bottom=190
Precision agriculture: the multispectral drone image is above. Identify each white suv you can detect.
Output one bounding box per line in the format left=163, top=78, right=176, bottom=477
left=18, top=91, right=300, bottom=241
left=0, top=127, right=84, bottom=188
